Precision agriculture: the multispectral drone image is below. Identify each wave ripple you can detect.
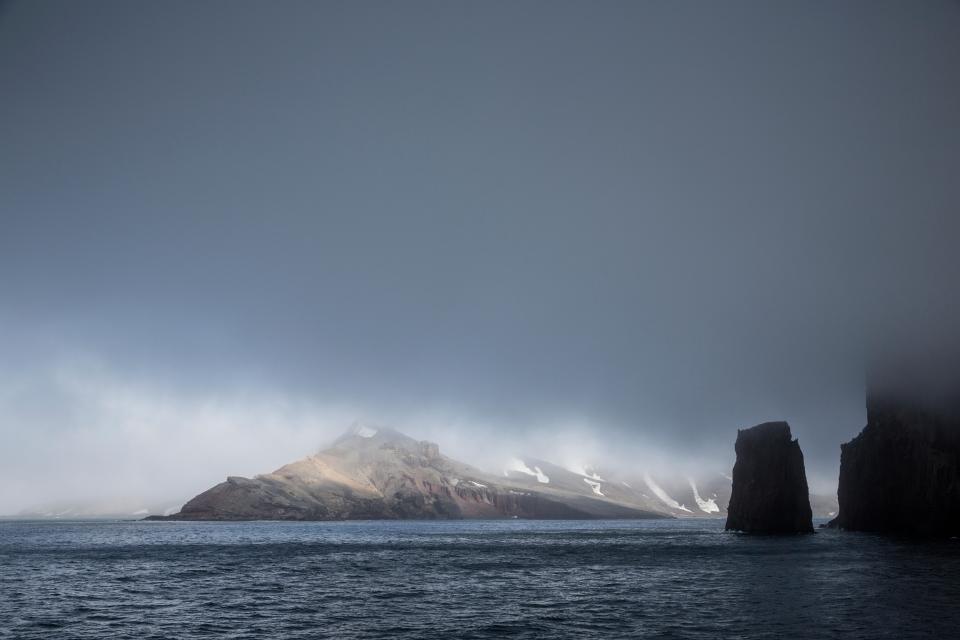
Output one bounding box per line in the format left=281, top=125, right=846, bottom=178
left=1, top=519, right=959, bottom=639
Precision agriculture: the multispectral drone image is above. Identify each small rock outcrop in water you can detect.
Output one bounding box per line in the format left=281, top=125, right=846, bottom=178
left=830, top=386, right=960, bottom=536
left=725, top=422, right=814, bottom=534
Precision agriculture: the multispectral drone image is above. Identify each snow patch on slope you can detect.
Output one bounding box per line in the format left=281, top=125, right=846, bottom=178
left=353, top=423, right=378, bottom=438
left=644, top=472, right=692, bottom=513
left=688, top=478, right=720, bottom=514
left=583, top=478, right=604, bottom=496
left=567, top=463, right=604, bottom=481
left=505, top=459, right=550, bottom=483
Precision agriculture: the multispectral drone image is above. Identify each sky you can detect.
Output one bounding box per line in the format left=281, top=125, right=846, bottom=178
left=1, top=0, right=959, bottom=514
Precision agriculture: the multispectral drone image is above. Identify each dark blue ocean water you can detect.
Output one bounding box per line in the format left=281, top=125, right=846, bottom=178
left=1, top=518, right=959, bottom=639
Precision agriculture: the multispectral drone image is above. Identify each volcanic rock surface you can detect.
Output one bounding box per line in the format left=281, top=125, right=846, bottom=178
left=725, top=421, right=814, bottom=534
left=830, top=388, right=960, bottom=535
left=150, top=424, right=668, bottom=521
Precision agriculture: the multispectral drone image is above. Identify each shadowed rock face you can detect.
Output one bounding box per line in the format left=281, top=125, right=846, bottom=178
left=725, top=422, right=814, bottom=534
left=830, top=390, right=960, bottom=536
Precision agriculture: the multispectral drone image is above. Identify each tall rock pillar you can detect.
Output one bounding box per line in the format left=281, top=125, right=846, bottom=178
left=725, top=421, right=814, bottom=534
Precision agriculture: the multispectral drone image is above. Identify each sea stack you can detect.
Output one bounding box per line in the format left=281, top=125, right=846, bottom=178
left=725, top=421, right=814, bottom=534
left=830, top=385, right=960, bottom=536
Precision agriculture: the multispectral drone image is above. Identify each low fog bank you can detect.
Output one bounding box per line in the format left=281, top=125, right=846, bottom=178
left=0, top=355, right=852, bottom=515
left=0, top=360, right=355, bottom=515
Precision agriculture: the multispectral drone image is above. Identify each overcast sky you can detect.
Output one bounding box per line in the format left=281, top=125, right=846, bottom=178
left=2, top=0, right=959, bottom=513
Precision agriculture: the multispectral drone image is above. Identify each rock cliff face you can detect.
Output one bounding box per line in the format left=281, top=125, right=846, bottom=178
left=150, top=424, right=667, bottom=521
left=830, top=390, right=960, bottom=535
left=725, top=422, right=814, bottom=534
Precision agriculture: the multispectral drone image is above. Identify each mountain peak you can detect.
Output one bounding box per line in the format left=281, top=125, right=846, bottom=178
left=347, top=420, right=379, bottom=439
left=331, top=422, right=420, bottom=451
left=152, top=421, right=671, bottom=521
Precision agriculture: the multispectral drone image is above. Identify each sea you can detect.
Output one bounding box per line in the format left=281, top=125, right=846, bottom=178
left=1, top=518, right=958, bottom=639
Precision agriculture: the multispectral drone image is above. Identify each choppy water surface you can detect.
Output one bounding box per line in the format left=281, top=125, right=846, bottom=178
left=1, top=518, right=959, bottom=639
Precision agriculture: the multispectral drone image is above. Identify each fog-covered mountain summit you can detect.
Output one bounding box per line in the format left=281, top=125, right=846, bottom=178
left=151, top=423, right=668, bottom=520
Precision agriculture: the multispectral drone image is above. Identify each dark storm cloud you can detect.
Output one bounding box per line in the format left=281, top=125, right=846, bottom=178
left=1, top=0, right=959, bottom=507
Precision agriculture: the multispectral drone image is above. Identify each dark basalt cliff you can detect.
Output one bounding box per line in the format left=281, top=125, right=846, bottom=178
left=725, top=422, right=814, bottom=534
left=830, top=389, right=960, bottom=535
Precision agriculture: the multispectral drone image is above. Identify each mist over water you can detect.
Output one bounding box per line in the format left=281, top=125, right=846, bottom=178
left=0, top=359, right=743, bottom=515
